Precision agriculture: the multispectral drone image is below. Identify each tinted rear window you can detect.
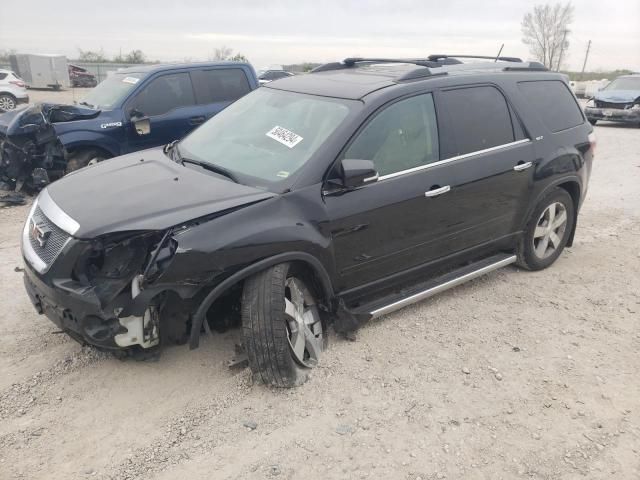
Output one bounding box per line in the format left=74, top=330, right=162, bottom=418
left=193, top=68, right=251, bottom=103
left=518, top=80, right=584, bottom=132
left=441, top=85, right=515, bottom=156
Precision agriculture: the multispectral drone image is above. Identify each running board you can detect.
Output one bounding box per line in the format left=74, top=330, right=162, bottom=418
left=361, top=253, right=517, bottom=319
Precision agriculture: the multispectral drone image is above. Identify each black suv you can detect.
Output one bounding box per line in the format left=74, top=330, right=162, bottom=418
left=21, top=55, right=595, bottom=387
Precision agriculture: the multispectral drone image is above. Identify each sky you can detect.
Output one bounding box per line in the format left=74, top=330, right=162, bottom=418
left=1, top=0, right=639, bottom=72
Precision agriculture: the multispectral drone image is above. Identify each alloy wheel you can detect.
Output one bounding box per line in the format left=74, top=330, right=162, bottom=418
left=283, top=277, right=323, bottom=367
left=532, top=201, right=568, bottom=259
left=0, top=96, right=16, bottom=110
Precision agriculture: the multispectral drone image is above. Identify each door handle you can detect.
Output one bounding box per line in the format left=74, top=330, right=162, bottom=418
left=513, top=161, right=533, bottom=171
left=424, top=185, right=451, bottom=197
left=189, top=116, right=206, bottom=125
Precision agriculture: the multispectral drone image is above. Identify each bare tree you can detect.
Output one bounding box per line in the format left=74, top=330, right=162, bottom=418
left=521, top=2, right=574, bottom=70
left=77, top=48, right=108, bottom=63
left=209, top=46, right=249, bottom=63
left=212, top=46, right=233, bottom=61
left=124, top=50, right=146, bottom=64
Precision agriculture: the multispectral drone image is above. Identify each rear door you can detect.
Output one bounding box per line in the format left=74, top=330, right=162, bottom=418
left=124, top=71, right=198, bottom=152
left=433, top=84, right=535, bottom=247
left=190, top=67, right=252, bottom=121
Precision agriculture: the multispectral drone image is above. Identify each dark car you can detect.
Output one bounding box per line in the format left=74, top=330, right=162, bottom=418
left=21, top=55, right=595, bottom=387
left=584, top=74, right=640, bottom=126
left=258, top=69, right=294, bottom=85
left=68, top=64, right=98, bottom=88
left=0, top=62, right=258, bottom=191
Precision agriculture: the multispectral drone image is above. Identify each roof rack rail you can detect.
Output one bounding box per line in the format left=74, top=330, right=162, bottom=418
left=428, top=54, right=523, bottom=63
left=311, top=57, right=459, bottom=74
left=503, top=61, right=548, bottom=71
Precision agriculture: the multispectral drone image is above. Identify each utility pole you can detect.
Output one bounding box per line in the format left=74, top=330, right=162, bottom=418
left=579, top=40, right=591, bottom=80
left=556, top=29, right=568, bottom=72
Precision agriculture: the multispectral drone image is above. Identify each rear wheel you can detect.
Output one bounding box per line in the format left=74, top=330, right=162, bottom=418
left=517, top=188, right=575, bottom=271
left=0, top=94, right=16, bottom=111
left=66, top=149, right=107, bottom=173
left=242, top=263, right=325, bottom=387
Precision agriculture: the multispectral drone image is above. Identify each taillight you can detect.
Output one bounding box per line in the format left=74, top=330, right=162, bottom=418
left=9, top=80, right=26, bottom=88
left=588, top=132, right=596, bottom=157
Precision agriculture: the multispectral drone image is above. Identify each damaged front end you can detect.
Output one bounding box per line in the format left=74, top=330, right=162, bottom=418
left=0, top=103, right=100, bottom=191
left=22, top=198, right=195, bottom=356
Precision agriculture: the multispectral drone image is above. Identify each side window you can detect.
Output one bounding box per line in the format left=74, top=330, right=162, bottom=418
left=132, top=73, right=195, bottom=117
left=193, top=69, right=251, bottom=104
left=517, top=80, right=584, bottom=132
left=441, top=86, right=515, bottom=155
left=0, top=73, right=7, bottom=80
left=343, top=93, right=439, bottom=177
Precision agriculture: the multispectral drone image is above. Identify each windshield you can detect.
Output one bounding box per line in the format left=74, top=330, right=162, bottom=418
left=80, top=72, right=145, bottom=109
left=604, top=77, right=640, bottom=91
left=179, top=88, right=354, bottom=185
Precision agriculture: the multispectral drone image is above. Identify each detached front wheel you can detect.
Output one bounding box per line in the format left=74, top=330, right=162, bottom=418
left=242, top=263, right=325, bottom=387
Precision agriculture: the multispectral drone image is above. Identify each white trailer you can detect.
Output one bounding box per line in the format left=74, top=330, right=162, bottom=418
left=10, top=54, right=70, bottom=90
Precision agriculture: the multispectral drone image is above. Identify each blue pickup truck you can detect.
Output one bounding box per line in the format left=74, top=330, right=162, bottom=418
left=0, top=62, right=258, bottom=190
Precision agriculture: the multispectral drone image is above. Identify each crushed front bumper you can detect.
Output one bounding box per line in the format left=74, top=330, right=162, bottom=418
left=585, top=107, right=640, bottom=124
left=23, top=262, right=128, bottom=349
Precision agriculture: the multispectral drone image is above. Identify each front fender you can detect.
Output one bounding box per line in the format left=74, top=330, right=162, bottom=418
left=56, top=130, right=122, bottom=157
left=188, top=251, right=334, bottom=349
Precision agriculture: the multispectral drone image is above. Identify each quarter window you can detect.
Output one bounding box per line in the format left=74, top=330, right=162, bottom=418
left=131, top=73, right=195, bottom=117
left=194, top=68, right=252, bottom=103
left=441, top=86, right=515, bottom=155
left=343, top=93, right=439, bottom=176
left=517, top=80, right=584, bottom=133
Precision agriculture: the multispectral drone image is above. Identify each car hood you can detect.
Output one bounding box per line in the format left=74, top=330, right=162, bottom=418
left=45, top=148, right=276, bottom=238
left=0, top=103, right=100, bottom=141
left=594, top=90, right=640, bottom=103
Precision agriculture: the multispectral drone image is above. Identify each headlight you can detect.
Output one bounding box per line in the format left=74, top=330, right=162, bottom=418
left=585, top=99, right=595, bottom=108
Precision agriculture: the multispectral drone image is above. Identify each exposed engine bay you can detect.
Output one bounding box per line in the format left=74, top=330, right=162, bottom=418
left=0, top=103, right=100, bottom=192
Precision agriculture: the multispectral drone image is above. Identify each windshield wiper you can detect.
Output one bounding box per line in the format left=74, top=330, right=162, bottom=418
left=181, top=158, right=239, bottom=183
left=172, top=144, right=238, bottom=183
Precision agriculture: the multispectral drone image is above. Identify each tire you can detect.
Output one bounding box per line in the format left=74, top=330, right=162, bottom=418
left=0, top=94, right=17, bottom=111
left=588, top=119, right=597, bottom=126
left=242, top=263, right=325, bottom=388
left=517, top=188, right=575, bottom=271
left=66, top=149, right=107, bottom=173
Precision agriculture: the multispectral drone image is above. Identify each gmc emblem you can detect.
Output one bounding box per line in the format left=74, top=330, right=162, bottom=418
left=30, top=220, right=51, bottom=248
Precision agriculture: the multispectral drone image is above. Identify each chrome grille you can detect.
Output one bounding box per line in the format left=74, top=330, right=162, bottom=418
left=28, top=206, right=71, bottom=267
left=595, top=100, right=632, bottom=110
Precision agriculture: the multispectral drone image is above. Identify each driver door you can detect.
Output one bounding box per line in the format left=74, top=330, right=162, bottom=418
left=124, top=72, right=199, bottom=153
left=324, top=92, right=444, bottom=291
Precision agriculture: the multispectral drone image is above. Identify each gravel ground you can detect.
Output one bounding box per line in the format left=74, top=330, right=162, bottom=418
left=0, top=104, right=639, bottom=479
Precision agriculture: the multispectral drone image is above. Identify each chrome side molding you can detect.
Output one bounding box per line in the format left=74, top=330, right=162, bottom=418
left=370, top=254, right=517, bottom=319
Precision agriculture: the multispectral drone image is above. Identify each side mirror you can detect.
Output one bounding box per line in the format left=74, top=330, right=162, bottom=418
left=133, top=117, right=151, bottom=136
left=341, top=159, right=378, bottom=188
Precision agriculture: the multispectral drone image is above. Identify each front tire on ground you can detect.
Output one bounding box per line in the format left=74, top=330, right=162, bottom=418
left=241, top=263, right=325, bottom=388
left=517, top=187, right=575, bottom=271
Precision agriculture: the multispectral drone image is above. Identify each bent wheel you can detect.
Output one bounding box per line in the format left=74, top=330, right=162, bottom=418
left=242, top=263, right=325, bottom=387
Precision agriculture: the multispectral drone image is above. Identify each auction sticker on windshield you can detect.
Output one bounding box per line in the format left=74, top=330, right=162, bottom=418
left=122, top=77, right=140, bottom=84
left=266, top=126, right=303, bottom=148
